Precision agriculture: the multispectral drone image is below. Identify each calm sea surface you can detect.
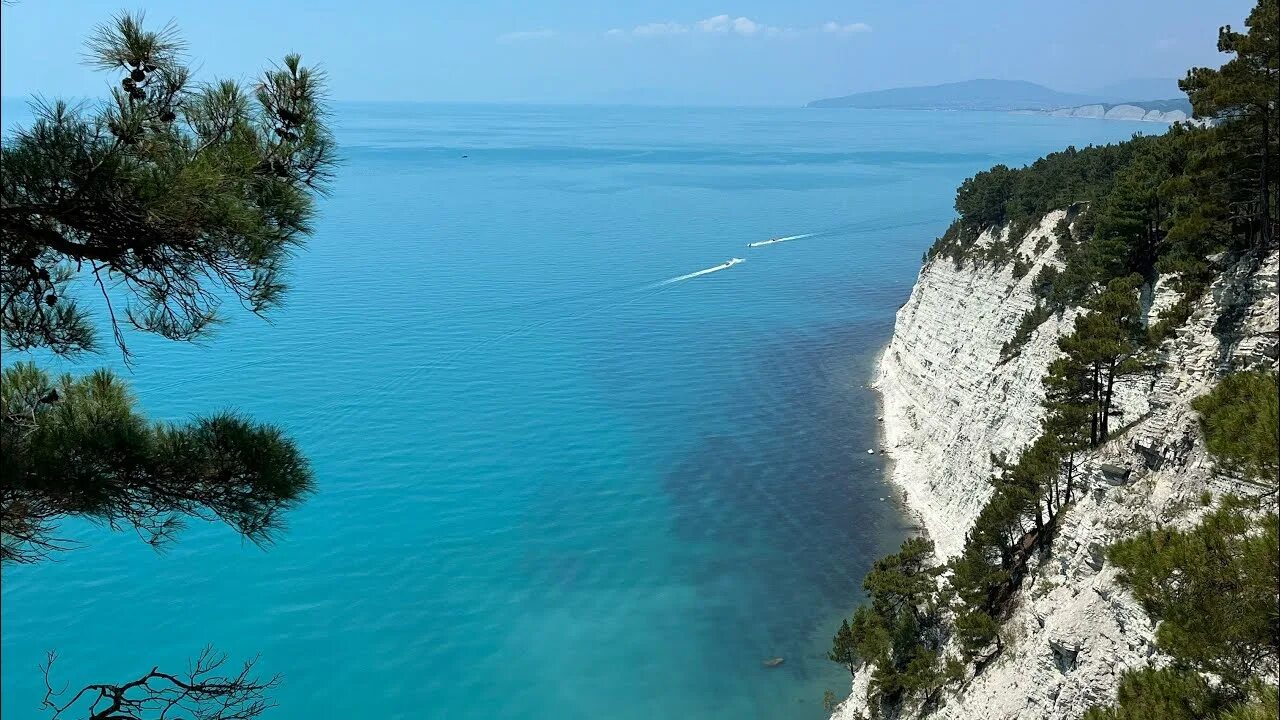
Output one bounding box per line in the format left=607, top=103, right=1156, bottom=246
left=1, top=103, right=1152, bottom=718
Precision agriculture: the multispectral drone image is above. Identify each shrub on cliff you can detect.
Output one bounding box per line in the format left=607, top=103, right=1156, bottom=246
left=1192, top=370, right=1280, bottom=484
left=1083, top=667, right=1231, bottom=720
left=1087, top=500, right=1280, bottom=718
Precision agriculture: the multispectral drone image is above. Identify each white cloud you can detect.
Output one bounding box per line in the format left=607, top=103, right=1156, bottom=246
left=696, top=14, right=731, bottom=33
left=822, top=21, right=872, bottom=34
left=632, top=22, right=689, bottom=36
left=608, top=15, right=864, bottom=40
left=695, top=15, right=776, bottom=35
left=497, top=29, right=556, bottom=43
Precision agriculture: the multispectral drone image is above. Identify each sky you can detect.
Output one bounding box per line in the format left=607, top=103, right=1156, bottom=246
left=0, top=0, right=1259, bottom=106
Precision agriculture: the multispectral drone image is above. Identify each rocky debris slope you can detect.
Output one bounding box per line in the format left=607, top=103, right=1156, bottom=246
left=835, top=212, right=1278, bottom=719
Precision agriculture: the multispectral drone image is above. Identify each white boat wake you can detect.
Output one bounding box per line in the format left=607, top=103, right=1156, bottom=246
left=659, top=257, right=745, bottom=285
left=747, top=233, right=815, bottom=248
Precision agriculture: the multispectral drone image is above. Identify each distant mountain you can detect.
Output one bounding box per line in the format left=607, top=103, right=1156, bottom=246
left=1088, top=78, right=1183, bottom=103
left=806, top=79, right=1100, bottom=111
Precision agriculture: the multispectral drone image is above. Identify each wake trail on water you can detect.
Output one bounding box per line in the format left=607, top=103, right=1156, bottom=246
left=150, top=257, right=747, bottom=400
left=151, top=216, right=955, bottom=398
left=656, top=257, right=745, bottom=285
left=308, top=255, right=756, bottom=434
left=744, top=216, right=955, bottom=251
left=747, top=233, right=815, bottom=248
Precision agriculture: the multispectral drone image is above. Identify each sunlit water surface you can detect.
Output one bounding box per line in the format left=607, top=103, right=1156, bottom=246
left=1, top=102, right=1153, bottom=719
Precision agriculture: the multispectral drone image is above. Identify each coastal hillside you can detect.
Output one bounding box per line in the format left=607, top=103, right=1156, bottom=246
left=806, top=80, right=1096, bottom=111
left=826, top=2, right=1277, bottom=717
left=808, top=80, right=1193, bottom=121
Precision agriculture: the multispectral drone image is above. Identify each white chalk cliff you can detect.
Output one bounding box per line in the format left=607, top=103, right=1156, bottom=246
left=1044, top=105, right=1190, bottom=123
left=833, top=213, right=1279, bottom=719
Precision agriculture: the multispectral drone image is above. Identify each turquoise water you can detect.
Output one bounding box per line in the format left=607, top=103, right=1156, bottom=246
left=1, top=103, right=1153, bottom=719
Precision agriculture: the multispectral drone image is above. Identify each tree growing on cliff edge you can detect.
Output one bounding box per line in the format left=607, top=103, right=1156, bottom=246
left=1181, top=0, right=1279, bottom=248
left=1, top=11, right=334, bottom=718
left=829, top=619, right=860, bottom=677
left=829, top=537, right=960, bottom=715
left=1054, top=276, right=1148, bottom=446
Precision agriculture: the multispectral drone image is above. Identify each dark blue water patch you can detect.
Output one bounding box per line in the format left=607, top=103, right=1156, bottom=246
left=655, top=319, right=910, bottom=702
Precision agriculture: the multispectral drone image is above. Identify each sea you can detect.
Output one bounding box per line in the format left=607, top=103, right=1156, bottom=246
left=0, top=102, right=1153, bottom=719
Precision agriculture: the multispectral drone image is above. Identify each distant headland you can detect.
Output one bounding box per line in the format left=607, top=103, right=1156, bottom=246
left=806, top=79, right=1191, bottom=122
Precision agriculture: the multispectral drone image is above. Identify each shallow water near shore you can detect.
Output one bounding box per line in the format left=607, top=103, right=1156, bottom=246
left=1, top=103, right=1153, bottom=719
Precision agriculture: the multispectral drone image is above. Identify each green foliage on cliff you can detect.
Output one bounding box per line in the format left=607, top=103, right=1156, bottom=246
left=998, top=302, right=1052, bottom=361
left=1192, top=370, right=1280, bottom=484
left=1182, top=0, right=1279, bottom=248
left=928, top=138, right=1154, bottom=268
left=1056, top=276, right=1151, bottom=444
left=1083, top=667, right=1233, bottom=720
left=830, top=537, right=962, bottom=717
left=1086, top=500, right=1279, bottom=718
left=1085, top=674, right=1280, bottom=720
left=1110, top=501, right=1278, bottom=689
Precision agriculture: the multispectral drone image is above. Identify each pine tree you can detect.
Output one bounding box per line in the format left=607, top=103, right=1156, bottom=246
left=1181, top=0, right=1279, bottom=247
left=2, top=12, right=332, bottom=563
left=1, top=13, right=334, bottom=718
left=1088, top=501, right=1279, bottom=718
left=832, top=537, right=954, bottom=715
left=1056, top=277, right=1148, bottom=445
left=1083, top=667, right=1227, bottom=720
left=829, top=618, right=860, bottom=677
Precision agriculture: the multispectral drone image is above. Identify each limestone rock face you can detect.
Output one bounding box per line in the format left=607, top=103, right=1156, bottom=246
left=830, top=212, right=1279, bottom=720
left=872, top=212, right=1078, bottom=558
left=1070, top=104, right=1107, bottom=119
left=1143, top=109, right=1189, bottom=123
left=1041, top=105, right=1189, bottom=124
left=1102, top=104, right=1146, bottom=120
